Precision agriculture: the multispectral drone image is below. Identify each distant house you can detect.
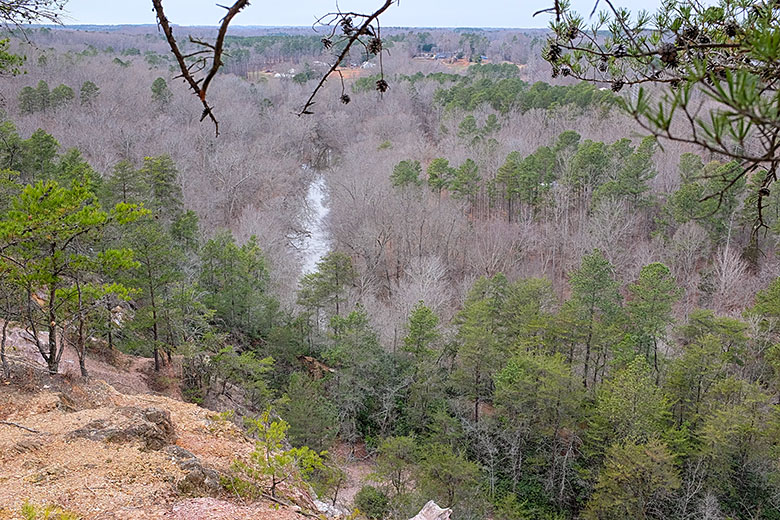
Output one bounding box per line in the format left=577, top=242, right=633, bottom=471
left=435, top=52, right=453, bottom=60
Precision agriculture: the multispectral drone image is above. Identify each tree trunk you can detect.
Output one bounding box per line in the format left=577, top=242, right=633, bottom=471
left=474, top=365, right=481, bottom=424
left=149, top=277, right=160, bottom=372
left=583, top=308, right=594, bottom=389
left=583, top=330, right=592, bottom=389
left=77, top=317, right=88, bottom=378
left=331, top=476, right=343, bottom=506
left=106, top=301, right=113, bottom=350
left=1, top=319, right=9, bottom=379
left=47, top=284, right=58, bottom=375
left=653, top=336, right=660, bottom=385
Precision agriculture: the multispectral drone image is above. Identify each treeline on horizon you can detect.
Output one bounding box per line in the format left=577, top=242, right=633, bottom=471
left=2, top=25, right=780, bottom=520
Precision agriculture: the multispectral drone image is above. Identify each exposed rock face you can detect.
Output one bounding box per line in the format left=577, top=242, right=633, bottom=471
left=68, top=406, right=177, bottom=450
left=2, top=378, right=303, bottom=519
left=409, top=501, right=452, bottom=520
left=165, top=445, right=222, bottom=496
left=313, top=498, right=350, bottom=518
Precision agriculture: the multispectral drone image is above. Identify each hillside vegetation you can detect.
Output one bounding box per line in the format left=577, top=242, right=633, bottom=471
left=0, top=20, right=779, bottom=520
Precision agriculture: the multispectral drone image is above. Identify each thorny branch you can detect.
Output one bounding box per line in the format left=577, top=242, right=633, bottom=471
left=151, top=0, right=251, bottom=136
left=152, top=0, right=399, bottom=131
left=298, top=0, right=398, bottom=116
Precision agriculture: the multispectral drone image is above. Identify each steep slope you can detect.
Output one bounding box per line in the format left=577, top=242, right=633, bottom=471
left=0, top=375, right=306, bottom=519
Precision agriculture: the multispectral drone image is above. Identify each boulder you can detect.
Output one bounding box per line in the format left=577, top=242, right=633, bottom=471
left=409, top=501, right=451, bottom=520
left=177, top=458, right=222, bottom=496
left=164, top=445, right=222, bottom=496
left=68, top=406, right=176, bottom=450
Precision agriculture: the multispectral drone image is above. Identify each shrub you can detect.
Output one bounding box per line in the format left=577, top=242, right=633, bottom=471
left=354, top=485, right=389, bottom=520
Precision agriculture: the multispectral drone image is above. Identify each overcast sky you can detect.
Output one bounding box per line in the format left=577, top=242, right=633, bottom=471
left=61, top=0, right=664, bottom=28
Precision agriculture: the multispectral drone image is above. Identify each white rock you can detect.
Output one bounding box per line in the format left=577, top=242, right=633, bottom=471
left=409, top=500, right=452, bottom=520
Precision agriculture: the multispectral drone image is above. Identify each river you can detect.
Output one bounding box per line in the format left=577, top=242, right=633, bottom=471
left=300, top=174, right=331, bottom=275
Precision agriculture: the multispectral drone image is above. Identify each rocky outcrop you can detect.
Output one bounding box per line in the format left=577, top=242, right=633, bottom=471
left=68, top=406, right=177, bottom=450
left=2, top=376, right=303, bottom=519
left=165, top=445, right=222, bottom=496
left=409, top=501, right=452, bottom=520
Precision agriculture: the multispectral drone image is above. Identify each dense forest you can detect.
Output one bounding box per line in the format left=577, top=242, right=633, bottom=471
left=2, top=6, right=780, bottom=520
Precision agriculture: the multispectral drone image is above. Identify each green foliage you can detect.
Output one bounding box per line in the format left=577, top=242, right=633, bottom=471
left=79, top=81, right=99, bottom=106
left=237, top=407, right=326, bottom=497
left=426, top=157, right=455, bottom=194
left=627, top=263, right=681, bottom=370
left=752, top=276, right=780, bottom=320
left=457, top=114, right=500, bottom=146
left=225, top=33, right=337, bottom=60
left=36, top=80, right=50, bottom=112
left=416, top=443, right=481, bottom=510
left=453, top=274, right=510, bottom=423
left=352, top=74, right=383, bottom=93
left=662, top=156, right=746, bottom=240
left=467, top=62, right=522, bottom=79
left=495, top=145, right=556, bottom=215
left=200, top=231, right=271, bottom=342
left=212, top=346, right=274, bottom=407
left=403, top=301, right=440, bottom=360
left=102, top=160, right=144, bottom=205
left=323, top=305, right=389, bottom=442
left=354, top=485, right=390, bottom=520
left=278, top=372, right=336, bottom=451
left=450, top=158, right=481, bottom=201
left=19, top=128, right=59, bottom=182
left=56, top=148, right=101, bottom=190
left=434, top=79, right=614, bottom=114
left=20, top=501, right=80, bottom=520
left=292, top=64, right=318, bottom=84
left=18, top=86, right=38, bottom=114
left=0, top=38, right=24, bottom=75
left=595, top=357, right=669, bottom=442
left=122, top=218, right=184, bottom=367
left=0, top=179, right=144, bottom=376
left=545, top=0, right=780, bottom=214
left=151, top=76, right=173, bottom=106
left=398, top=71, right=461, bottom=85
left=50, top=84, right=75, bottom=109
left=138, top=155, right=183, bottom=222
left=592, top=136, right=658, bottom=205
left=495, top=351, right=580, bottom=435
left=19, top=81, right=74, bottom=114
left=568, top=249, right=622, bottom=387
left=583, top=439, right=680, bottom=520
left=298, top=251, right=356, bottom=320
left=391, top=160, right=424, bottom=188
left=374, top=435, right=418, bottom=496
left=459, top=32, right=489, bottom=61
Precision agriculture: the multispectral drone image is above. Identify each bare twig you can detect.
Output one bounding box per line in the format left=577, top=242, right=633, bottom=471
left=1, top=420, right=43, bottom=433
left=298, top=0, right=398, bottom=116
left=151, top=0, right=251, bottom=136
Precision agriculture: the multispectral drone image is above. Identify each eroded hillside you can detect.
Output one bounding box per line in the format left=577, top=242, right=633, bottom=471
left=0, top=373, right=309, bottom=519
